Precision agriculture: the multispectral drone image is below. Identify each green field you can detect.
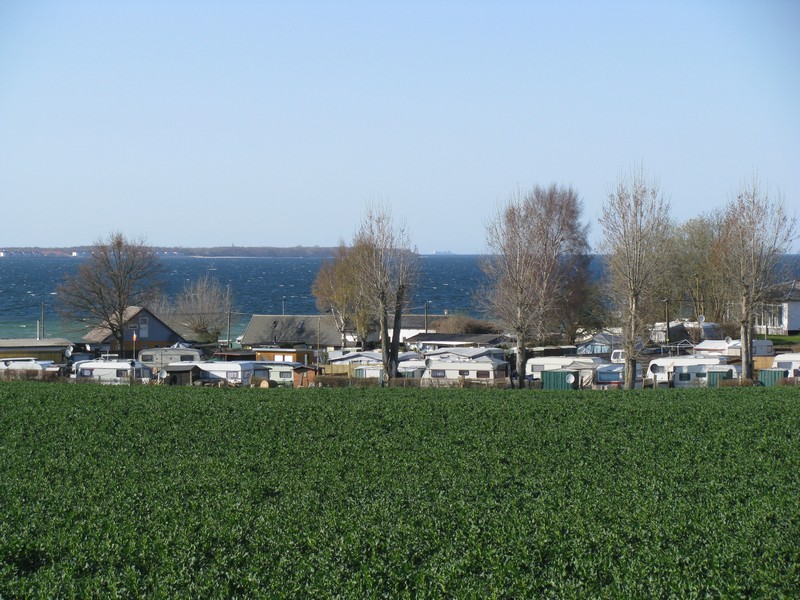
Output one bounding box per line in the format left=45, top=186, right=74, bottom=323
left=1, top=382, right=799, bottom=597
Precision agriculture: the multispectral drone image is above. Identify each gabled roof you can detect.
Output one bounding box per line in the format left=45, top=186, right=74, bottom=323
left=82, top=306, right=184, bottom=345
left=240, top=315, right=346, bottom=348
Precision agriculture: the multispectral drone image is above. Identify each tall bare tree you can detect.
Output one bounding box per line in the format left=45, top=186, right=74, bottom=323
left=599, top=166, right=672, bottom=389
left=176, top=274, right=233, bottom=342
left=483, top=184, right=589, bottom=388
left=312, top=241, right=371, bottom=348
left=352, top=203, right=419, bottom=381
left=717, top=176, right=796, bottom=380
left=57, top=232, right=162, bottom=352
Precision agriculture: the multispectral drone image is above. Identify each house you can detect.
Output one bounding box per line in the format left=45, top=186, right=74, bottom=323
left=254, top=347, right=315, bottom=365
left=0, top=338, right=75, bottom=362
left=240, top=315, right=358, bottom=354
left=82, top=307, right=185, bottom=357
left=754, top=280, right=800, bottom=336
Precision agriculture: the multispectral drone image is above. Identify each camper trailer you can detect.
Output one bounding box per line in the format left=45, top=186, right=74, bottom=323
left=594, top=362, right=643, bottom=389
left=73, top=358, right=152, bottom=385
left=0, top=357, right=59, bottom=379
left=421, top=356, right=510, bottom=387
left=525, top=355, right=607, bottom=383
left=189, top=361, right=271, bottom=387
left=138, top=346, right=202, bottom=373
left=771, top=353, right=800, bottom=378
left=645, top=356, right=727, bottom=388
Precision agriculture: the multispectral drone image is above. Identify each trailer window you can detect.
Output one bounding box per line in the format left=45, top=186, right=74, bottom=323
left=678, top=373, right=691, bottom=382
left=180, top=355, right=195, bottom=361
left=431, top=370, right=446, bottom=378
left=458, top=370, right=470, bottom=377
left=116, top=369, right=128, bottom=377
left=141, top=354, right=154, bottom=362
left=280, top=372, right=292, bottom=379
left=476, top=371, right=491, bottom=378
left=79, top=368, right=93, bottom=377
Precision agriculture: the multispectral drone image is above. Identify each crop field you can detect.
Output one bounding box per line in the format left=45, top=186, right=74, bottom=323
left=1, top=382, right=799, bottom=597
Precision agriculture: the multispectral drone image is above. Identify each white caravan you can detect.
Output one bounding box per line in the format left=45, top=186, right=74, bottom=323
left=526, top=355, right=608, bottom=383
left=0, top=357, right=59, bottom=379
left=594, top=362, right=643, bottom=389
left=73, top=358, right=152, bottom=385
left=138, top=346, right=202, bottom=373
left=645, top=356, right=727, bottom=388
left=188, top=361, right=271, bottom=386
left=771, top=353, right=800, bottom=377
left=421, top=356, right=510, bottom=387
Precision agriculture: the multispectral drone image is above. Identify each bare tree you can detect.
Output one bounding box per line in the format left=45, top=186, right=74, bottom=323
left=175, top=274, right=233, bottom=342
left=599, top=166, right=672, bottom=389
left=352, top=203, right=419, bottom=381
left=717, top=176, right=796, bottom=380
left=312, top=241, right=371, bottom=348
left=57, top=232, right=162, bottom=352
left=483, top=184, right=589, bottom=388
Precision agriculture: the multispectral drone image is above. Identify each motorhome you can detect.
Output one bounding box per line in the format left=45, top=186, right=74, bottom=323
left=771, top=353, right=800, bottom=378
left=645, top=356, right=727, bottom=388
left=138, top=346, right=202, bottom=373
left=73, top=358, right=152, bottom=385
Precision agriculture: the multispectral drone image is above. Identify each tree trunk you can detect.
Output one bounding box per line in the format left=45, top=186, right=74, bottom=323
left=740, top=294, right=754, bottom=381
left=516, top=335, right=526, bottom=390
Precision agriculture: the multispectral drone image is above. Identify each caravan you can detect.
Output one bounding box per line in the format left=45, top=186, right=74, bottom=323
left=645, top=356, right=729, bottom=388
left=771, top=353, right=800, bottom=378
left=73, top=358, right=152, bottom=385
left=138, top=345, right=202, bottom=373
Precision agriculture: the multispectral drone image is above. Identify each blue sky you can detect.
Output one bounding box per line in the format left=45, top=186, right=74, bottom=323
left=1, top=1, right=798, bottom=253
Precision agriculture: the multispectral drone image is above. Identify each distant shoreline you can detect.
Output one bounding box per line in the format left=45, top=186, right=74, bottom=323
left=0, top=246, right=474, bottom=258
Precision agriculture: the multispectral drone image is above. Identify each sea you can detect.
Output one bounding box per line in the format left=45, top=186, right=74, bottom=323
left=3, top=253, right=799, bottom=343
left=0, top=254, right=490, bottom=342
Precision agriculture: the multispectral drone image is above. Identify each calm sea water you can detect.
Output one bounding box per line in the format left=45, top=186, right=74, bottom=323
left=0, top=255, right=489, bottom=341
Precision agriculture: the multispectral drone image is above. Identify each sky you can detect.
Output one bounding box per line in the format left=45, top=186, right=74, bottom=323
left=1, top=1, right=798, bottom=254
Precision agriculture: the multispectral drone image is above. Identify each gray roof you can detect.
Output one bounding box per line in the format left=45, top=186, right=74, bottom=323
left=403, top=332, right=510, bottom=346
left=240, top=315, right=345, bottom=348
left=0, top=338, right=74, bottom=348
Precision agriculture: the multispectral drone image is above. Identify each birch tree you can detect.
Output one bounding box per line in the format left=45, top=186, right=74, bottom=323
left=483, top=184, right=589, bottom=388
left=717, top=176, right=796, bottom=380
left=599, top=166, right=671, bottom=389
left=352, top=203, right=419, bottom=381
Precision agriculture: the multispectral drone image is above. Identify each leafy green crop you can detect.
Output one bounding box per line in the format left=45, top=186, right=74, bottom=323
left=1, top=382, right=798, bottom=597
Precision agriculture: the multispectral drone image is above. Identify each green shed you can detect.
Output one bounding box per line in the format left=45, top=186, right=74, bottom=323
left=758, top=368, right=789, bottom=387
left=542, top=369, right=579, bottom=391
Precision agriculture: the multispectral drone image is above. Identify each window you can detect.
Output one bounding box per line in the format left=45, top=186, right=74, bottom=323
left=431, top=370, right=446, bottom=378
left=696, top=372, right=707, bottom=379
left=141, top=354, right=154, bottom=362
left=280, top=371, right=292, bottom=379
left=678, top=373, right=691, bottom=382
left=79, top=368, right=93, bottom=377
left=116, top=369, right=128, bottom=377
left=458, top=370, right=470, bottom=377
left=226, top=371, right=238, bottom=380
left=180, top=355, right=195, bottom=362
left=476, top=371, right=490, bottom=379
